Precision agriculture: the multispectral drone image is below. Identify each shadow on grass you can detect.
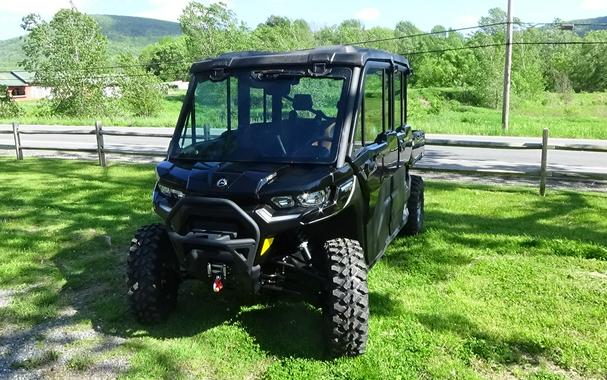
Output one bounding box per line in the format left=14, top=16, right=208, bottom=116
left=416, top=312, right=547, bottom=366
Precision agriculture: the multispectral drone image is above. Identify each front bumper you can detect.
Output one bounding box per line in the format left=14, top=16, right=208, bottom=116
left=160, top=197, right=262, bottom=290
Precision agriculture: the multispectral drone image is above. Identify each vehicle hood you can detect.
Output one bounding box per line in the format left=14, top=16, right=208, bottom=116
left=156, top=160, right=336, bottom=200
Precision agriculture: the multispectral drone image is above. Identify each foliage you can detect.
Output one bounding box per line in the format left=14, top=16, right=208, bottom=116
left=8, top=3, right=607, bottom=127
left=179, top=1, right=248, bottom=60
left=140, top=36, right=190, bottom=81
left=251, top=17, right=314, bottom=51
left=20, top=8, right=111, bottom=116
left=0, top=85, right=21, bottom=118
left=117, top=54, right=165, bottom=117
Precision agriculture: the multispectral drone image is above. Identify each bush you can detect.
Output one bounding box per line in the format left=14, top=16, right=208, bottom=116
left=0, top=85, right=21, bottom=118
left=117, top=54, right=166, bottom=117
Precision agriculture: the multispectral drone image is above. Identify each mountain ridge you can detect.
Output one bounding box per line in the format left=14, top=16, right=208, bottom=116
left=0, top=15, right=181, bottom=70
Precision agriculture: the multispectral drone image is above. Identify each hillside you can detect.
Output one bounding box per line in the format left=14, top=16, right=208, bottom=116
left=570, top=16, right=607, bottom=34
left=0, top=37, right=25, bottom=70
left=0, top=15, right=181, bottom=70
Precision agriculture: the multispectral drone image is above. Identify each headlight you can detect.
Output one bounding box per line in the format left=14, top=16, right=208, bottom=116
left=271, top=195, right=296, bottom=209
left=157, top=183, right=185, bottom=199
left=296, top=187, right=331, bottom=207
left=271, top=187, right=332, bottom=209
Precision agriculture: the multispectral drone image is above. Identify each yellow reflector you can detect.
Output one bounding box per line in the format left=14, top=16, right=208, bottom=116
left=260, top=237, right=274, bottom=256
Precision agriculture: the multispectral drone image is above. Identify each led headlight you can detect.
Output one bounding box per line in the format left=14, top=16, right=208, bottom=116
left=157, top=183, right=185, bottom=199
left=296, top=187, right=330, bottom=207
left=271, top=196, right=296, bottom=209
left=270, top=188, right=331, bottom=209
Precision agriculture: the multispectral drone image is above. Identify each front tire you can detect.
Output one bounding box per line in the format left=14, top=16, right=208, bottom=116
left=127, top=224, right=180, bottom=323
left=401, top=175, right=424, bottom=236
left=322, top=238, right=369, bottom=357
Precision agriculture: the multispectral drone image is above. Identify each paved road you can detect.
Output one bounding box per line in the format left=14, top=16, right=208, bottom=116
left=1, top=125, right=606, bottom=177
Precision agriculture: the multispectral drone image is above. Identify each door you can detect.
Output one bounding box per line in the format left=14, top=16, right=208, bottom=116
left=390, top=69, right=411, bottom=234
left=351, top=63, right=395, bottom=264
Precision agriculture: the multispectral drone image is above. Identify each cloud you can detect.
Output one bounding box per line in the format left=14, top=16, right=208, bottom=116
left=355, top=7, right=381, bottom=22
left=138, top=0, right=233, bottom=22
left=581, top=0, right=607, bottom=10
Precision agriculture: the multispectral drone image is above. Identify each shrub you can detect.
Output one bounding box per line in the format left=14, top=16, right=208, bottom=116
left=117, top=54, right=166, bottom=117
left=0, top=85, right=21, bottom=118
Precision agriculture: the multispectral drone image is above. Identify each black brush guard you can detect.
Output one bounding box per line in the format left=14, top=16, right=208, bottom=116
left=165, top=197, right=261, bottom=291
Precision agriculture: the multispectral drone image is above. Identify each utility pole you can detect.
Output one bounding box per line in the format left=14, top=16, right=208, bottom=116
left=502, top=0, right=513, bottom=130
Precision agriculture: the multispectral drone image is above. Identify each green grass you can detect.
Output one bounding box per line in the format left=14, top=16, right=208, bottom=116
left=0, top=90, right=185, bottom=128
left=0, top=157, right=606, bottom=379
left=2, top=90, right=605, bottom=139
left=410, top=90, right=607, bottom=139
left=413, top=91, right=607, bottom=139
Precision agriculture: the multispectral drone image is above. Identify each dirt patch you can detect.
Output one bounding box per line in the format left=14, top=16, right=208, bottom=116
left=0, top=292, right=129, bottom=379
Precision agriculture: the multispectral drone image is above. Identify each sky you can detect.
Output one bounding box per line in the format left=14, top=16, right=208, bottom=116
left=1, top=0, right=607, bottom=40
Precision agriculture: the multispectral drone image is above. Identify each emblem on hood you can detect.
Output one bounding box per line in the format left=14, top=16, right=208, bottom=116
left=216, top=178, right=228, bottom=188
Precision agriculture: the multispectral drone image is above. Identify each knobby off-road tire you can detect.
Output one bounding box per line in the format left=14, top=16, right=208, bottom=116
left=402, top=175, right=424, bottom=236
left=127, top=224, right=180, bottom=323
left=322, top=238, right=369, bottom=357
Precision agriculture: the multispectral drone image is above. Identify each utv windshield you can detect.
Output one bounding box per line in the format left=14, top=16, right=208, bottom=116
left=170, top=67, right=351, bottom=164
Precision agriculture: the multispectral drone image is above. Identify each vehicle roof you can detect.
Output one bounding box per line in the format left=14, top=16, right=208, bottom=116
left=190, top=46, right=410, bottom=73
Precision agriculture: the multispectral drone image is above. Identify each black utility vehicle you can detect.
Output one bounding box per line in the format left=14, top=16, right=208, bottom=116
left=128, top=46, right=425, bottom=356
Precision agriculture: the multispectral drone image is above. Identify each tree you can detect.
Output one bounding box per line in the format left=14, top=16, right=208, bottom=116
left=569, top=31, right=607, bottom=92
left=140, top=36, right=190, bottom=82
left=464, top=33, right=504, bottom=108
left=21, top=8, right=111, bottom=116
left=179, top=1, right=248, bottom=60
left=117, top=54, right=165, bottom=117
left=251, top=16, right=314, bottom=51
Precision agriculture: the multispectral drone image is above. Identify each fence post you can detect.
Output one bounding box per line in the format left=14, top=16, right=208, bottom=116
left=539, top=128, right=549, bottom=196
left=94, top=121, right=107, bottom=167
left=12, top=122, right=23, bottom=160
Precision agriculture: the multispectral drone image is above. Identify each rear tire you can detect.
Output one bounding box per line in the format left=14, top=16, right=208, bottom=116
left=321, top=238, right=369, bottom=357
left=127, top=224, right=180, bottom=323
left=401, top=175, right=424, bottom=236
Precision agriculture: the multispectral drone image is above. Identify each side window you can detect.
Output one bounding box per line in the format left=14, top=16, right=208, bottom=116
left=353, top=65, right=391, bottom=152
left=364, top=67, right=384, bottom=140
left=395, top=71, right=403, bottom=128
left=383, top=69, right=391, bottom=132
left=250, top=87, right=272, bottom=124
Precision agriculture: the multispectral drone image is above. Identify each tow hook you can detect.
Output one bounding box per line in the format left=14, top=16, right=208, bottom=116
left=208, top=263, right=227, bottom=294
left=212, top=275, right=224, bottom=293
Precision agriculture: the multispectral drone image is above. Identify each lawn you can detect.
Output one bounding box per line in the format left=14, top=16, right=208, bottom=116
left=2, top=90, right=606, bottom=139
left=0, top=157, right=606, bottom=379
left=413, top=91, right=607, bottom=139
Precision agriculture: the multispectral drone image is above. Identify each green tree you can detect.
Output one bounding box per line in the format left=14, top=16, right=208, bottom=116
left=21, top=8, right=111, bottom=116
left=569, top=30, right=607, bottom=92
left=140, top=36, right=190, bottom=81
left=464, top=32, right=504, bottom=108
left=251, top=16, right=314, bottom=51
left=179, top=1, right=248, bottom=60
left=117, top=54, right=165, bottom=117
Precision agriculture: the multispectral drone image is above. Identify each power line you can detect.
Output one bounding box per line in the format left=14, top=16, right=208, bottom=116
left=403, top=40, right=607, bottom=56
left=345, top=22, right=508, bottom=46
left=347, top=21, right=607, bottom=47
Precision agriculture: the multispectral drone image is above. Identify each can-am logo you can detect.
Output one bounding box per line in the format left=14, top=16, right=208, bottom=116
left=216, top=178, right=228, bottom=188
